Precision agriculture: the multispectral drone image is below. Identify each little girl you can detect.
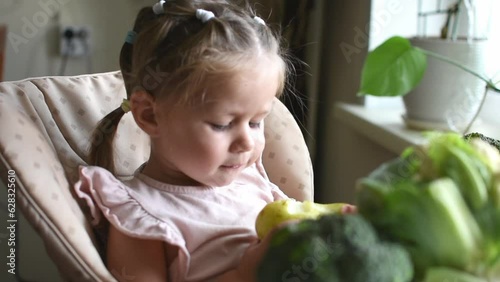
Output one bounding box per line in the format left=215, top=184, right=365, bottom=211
left=74, top=0, right=344, bottom=281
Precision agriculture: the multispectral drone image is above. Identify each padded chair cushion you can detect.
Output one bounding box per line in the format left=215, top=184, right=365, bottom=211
left=0, top=71, right=313, bottom=281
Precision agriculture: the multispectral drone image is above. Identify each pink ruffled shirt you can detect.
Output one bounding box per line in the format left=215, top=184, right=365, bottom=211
left=74, top=162, right=287, bottom=282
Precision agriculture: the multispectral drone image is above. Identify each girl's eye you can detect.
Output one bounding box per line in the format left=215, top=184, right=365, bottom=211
left=210, top=123, right=230, bottom=131
left=249, top=122, right=261, bottom=128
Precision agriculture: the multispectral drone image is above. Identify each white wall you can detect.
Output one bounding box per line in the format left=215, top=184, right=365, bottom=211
left=370, top=0, right=498, bottom=47
left=1, top=0, right=155, bottom=81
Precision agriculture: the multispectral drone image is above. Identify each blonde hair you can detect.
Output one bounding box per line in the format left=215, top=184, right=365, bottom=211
left=89, top=0, right=289, bottom=173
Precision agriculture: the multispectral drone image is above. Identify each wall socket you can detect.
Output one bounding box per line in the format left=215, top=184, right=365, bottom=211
left=60, top=26, right=90, bottom=57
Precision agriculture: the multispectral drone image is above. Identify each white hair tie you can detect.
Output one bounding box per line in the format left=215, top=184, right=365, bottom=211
left=152, top=0, right=166, bottom=15
left=196, top=9, right=215, bottom=23
left=253, top=16, right=265, bottom=25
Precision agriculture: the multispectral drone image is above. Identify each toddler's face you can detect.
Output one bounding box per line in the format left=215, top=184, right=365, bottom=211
left=147, top=56, right=281, bottom=187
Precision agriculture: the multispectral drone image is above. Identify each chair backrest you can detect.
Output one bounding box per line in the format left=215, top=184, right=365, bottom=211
left=0, top=25, right=6, bottom=82
left=0, top=71, right=313, bottom=281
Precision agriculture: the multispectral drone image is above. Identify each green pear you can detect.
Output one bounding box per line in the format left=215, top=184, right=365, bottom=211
left=255, top=199, right=349, bottom=239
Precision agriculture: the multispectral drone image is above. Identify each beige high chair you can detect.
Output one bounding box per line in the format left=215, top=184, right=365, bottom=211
left=0, top=71, right=314, bottom=281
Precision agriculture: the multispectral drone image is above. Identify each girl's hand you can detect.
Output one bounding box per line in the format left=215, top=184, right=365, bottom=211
left=215, top=220, right=299, bottom=282
left=341, top=204, right=357, bottom=214
left=234, top=220, right=300, bottom=282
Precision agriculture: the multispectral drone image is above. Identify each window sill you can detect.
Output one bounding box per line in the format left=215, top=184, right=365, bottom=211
left=334, top=101, right=500, bottom=155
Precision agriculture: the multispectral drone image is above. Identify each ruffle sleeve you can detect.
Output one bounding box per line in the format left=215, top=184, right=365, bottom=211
left=73, top=166, right=190, bottom=281
left=74, top=166, right=185, bottom=242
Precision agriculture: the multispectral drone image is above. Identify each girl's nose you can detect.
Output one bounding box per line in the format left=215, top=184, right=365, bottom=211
left=231, top=127, right=254, bottom=153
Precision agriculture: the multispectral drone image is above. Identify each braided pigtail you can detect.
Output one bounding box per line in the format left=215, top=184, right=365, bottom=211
left=88, top=7, right=160, bottom=174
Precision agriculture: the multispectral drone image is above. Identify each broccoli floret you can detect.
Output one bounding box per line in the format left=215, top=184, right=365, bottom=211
left=464, top=132, right=500, bottom=153
left=258, top=219, right=339, bottom=282
left=320, top=214, right=413, bottom=282
left=315, top=210, right=377, bottom=248
left=257, top=214, right=413, bottom=282
left=339, top=242, right=414, bottom=282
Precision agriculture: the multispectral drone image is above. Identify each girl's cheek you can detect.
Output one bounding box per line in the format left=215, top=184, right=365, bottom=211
left=251, top=141, right=265, bottom=165
left=255, top=130, right=265, bottom=144
left=254, top=134, right=265, bottom=152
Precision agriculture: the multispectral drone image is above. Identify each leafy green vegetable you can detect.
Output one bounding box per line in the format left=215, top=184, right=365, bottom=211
left=465, top=132, right=500, bottom=153
left=359, top=176, right=482, bottom=274
left=357, top=132, right=500, bottom=280
left=423, top=267, right=487, bottom=282
left=257, top=214, right=413, bottom=282
left=424, top=132, right=490, bottom=210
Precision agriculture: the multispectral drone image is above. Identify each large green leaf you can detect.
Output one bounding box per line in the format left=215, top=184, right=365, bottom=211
left=358, top=36, right=427, bottom=97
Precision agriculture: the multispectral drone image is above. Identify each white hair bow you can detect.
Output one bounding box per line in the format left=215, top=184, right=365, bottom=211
left=253, top=16, right=265, bottom=25
left=152, top=0, right=166, bottom=15
left=196, top=9, right=215, bottom=23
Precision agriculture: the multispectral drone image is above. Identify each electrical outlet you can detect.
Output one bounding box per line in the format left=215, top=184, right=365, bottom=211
left=60, top=26, right=90, bottom=57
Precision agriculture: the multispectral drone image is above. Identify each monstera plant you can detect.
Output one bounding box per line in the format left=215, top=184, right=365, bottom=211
left=357, top=0, right=499, bottom=133
left=357, top=35, right=499, bottom=133
left=358, top=36, right=499, bottom=97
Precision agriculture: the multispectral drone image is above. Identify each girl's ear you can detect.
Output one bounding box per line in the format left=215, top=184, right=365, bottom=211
left=130, top=90, right=159, bottom=137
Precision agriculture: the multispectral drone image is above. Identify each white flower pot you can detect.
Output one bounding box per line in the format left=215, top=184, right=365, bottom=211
left=402, top=37, right=489, bottom=132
